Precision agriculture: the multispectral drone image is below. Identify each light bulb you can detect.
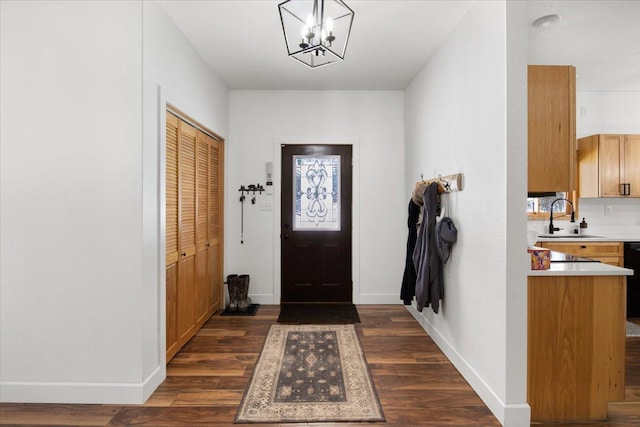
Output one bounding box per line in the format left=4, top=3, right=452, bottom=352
left=306, top=14, right=314, bottom=29
left=301, top=26, right=308, bottom=38
left=325, top=17, right=334, bottom=32
left=321, top=29, right=327, bottom=41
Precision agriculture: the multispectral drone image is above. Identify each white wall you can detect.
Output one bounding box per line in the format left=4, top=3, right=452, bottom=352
left=404, top=2, right=529, bottom=426
left=1, top=0, right=144, bottom=402
left=0, top=0, right=229, bottom=404
left=226, top=91, right=405, bottom=304
left=577, top=91, right=640, bottom=138
left=142, top=0, right=229, bottom=384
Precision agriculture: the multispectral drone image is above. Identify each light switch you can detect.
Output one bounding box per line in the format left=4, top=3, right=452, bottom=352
left=260, top=200, right=273, bottom=211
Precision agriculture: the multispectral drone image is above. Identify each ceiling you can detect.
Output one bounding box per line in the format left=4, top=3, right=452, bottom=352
left=159, top=0, right=640, bottom=91
left=527, top=0, right=640, bottom=91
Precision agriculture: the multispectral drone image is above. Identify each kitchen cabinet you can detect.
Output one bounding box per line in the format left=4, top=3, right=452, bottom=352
left=578, top=134, right=640, bottom=197
left=166, top=112, right=224, bottom=362
left=528, top=274, right=626, bottom=421
left=528, top=65, right=576, bottom=193
left=536, top=241, right=623, bottom=266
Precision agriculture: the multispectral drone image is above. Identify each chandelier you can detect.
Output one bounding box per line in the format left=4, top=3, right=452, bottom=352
left=278, top=0, right=355, bottom=68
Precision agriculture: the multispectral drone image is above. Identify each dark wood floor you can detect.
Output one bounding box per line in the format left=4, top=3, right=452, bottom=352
left=1, top=306, right=639, bottom=426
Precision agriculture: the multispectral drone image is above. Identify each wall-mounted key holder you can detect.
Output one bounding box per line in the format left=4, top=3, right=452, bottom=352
left=238, top=183, right=265, bottom=244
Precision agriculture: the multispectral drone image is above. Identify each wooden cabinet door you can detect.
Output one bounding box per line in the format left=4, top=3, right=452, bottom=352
left=195, top=131, right=210, bottom=328
left=528, top=65, right=576, bottom=193
left=208, top=139, right=223, bottom=313
left=599, top=134, right=624, bottom=197
left=624, top=135, right=640, bottom=197
left=177, top=121, right=197, bottom=347
left=577, top=135, right=599, bottom=198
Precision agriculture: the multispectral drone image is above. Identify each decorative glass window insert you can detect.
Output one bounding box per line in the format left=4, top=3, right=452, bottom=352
left=293, top=155, right=340, bottom=231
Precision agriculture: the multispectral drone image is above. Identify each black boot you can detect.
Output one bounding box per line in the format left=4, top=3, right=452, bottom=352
left=237, top=274, right=251, bottom=312
left=226, top=274, right=239, bottom=311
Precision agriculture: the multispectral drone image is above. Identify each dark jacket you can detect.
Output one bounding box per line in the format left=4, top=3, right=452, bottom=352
left=401, top=200, right=421, bottom=305
left=412, top=182, right=443, bottom=313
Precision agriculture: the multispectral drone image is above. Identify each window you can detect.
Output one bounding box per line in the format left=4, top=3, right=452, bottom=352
left=527, top=192, right=574, bottom=220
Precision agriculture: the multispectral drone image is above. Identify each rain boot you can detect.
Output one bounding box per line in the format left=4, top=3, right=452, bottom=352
left=226, top=274, right=239, bottom=311
left=237, top=274, right=251, bottom=312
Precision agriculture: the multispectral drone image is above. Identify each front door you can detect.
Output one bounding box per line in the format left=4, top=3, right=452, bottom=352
left=281, top=144, right=352, bottom=303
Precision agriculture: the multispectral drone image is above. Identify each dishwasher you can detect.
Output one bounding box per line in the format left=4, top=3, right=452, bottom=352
left=625, top=242, right=640, bottom=318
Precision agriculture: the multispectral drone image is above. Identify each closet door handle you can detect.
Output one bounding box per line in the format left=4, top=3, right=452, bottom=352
left=181, top=252, right=186, bottom=257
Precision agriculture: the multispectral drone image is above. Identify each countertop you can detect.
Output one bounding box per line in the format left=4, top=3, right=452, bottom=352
left=535, top=225, right=640, bottom=243
left=528, top=261, right=633, bottom=277
left=528, top=226, right=638, bottom=276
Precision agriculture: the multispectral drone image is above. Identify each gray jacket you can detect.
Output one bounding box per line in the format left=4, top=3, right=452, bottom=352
left=412, top=182, right=443, bottom=313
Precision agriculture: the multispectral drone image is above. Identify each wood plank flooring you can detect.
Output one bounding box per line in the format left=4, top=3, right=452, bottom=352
left=1, top=306, right=639, bottom=426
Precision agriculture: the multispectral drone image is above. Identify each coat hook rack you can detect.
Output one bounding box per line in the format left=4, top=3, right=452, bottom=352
left=416, top=173, right=463, bottom=194
left=238, top=183, right=265, bottom=244
left=412, top=172, right=464, bottom=207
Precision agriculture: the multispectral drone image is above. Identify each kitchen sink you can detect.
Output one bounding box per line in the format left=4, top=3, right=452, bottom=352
left=538, top=234, right=603, bottom=239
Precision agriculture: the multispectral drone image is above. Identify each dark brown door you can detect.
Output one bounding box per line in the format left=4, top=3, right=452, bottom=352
left=281, top=144, right=352, bottom=303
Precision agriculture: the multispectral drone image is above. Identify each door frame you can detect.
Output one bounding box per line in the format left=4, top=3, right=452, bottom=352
left=272, top=139, right=361, bottom=304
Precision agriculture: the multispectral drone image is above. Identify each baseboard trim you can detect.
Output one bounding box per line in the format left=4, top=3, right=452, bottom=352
left=357, top=294, right=401, bottom=304
left=1, top=365, right=166, bottom=404
left=406, top=304, right=530, bottom=427
left=247, top=294, right=401, bottom=305
left=142, top=364, right=165, bottom=402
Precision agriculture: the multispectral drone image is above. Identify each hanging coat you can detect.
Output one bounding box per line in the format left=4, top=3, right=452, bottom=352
left=401, top=199, right=421, bottom=305
left=412, top=182, right=443, bottom=313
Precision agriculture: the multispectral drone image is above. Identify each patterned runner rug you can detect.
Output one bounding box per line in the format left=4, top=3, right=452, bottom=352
left=235, top=324, right=384, bottom=423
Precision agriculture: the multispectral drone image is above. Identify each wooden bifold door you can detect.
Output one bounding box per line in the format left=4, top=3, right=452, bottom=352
left=165, top=111, right=224, bottom=362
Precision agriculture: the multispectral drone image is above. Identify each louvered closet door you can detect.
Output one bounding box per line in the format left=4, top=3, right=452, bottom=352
left=165, top=112, right=179, bottom=361
left=208, top=138, right=223, bottom=313
left=177, top=121, right=197, bottom=347
left=195, top=130, right=210, bottom=328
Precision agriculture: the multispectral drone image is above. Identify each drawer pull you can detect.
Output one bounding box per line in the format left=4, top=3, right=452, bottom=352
left=581, top=245, right=587, bottom=249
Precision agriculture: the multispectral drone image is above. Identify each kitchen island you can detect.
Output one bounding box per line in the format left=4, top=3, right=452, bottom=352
left=527, top=258, right=633, bottom=422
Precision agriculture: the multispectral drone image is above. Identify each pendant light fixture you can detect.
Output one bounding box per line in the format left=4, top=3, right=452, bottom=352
left=278, top=0, right=355, bottom=68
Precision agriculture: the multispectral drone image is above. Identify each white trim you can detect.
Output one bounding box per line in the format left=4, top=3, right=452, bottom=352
left=358, top=294, right=400, bottom=304
left=406, top=304, right=530, bottom=427
left=0, top=367, right=164, bottom=404
left=157, top=85, right=169, bottom=369
left=142, top=365, right=165, bottom=402
left=272, top=138, right=360, bottom=304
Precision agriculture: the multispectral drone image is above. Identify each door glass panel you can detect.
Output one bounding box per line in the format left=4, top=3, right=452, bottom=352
left=293, top=155, right=341, bottom=231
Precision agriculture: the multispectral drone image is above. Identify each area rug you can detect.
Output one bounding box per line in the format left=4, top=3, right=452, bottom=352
left=627, top=321, right=640, bottom=337
left=235, top=324, right=384, bottom=424
left=277, top=303, right=361, bottom=324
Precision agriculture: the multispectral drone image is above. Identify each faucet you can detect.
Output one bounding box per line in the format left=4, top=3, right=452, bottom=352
left=548, top=198, right=575, bottom=234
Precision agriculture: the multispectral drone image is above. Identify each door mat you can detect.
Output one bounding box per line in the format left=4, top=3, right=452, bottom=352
left=627, top=321, right=640, bottom=337
left=235, top=324, right=384, bottom=424
left=220, top=304, right=260, bottom=316
left=277, top=303, right=360, bottom=324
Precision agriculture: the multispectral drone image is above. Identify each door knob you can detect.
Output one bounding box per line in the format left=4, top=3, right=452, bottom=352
left=181, top=252, right=186, bottom=257
left=283, top=234, right=289, bottom=239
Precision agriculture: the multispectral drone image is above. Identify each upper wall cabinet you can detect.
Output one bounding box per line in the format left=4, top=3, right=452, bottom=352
left=578, top=134, right=640, bottom=198
left=528, top=65, right=576, bottom=193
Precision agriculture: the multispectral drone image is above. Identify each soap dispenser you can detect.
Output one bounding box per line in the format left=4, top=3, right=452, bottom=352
left=579, top=217, right=588, bottom=234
